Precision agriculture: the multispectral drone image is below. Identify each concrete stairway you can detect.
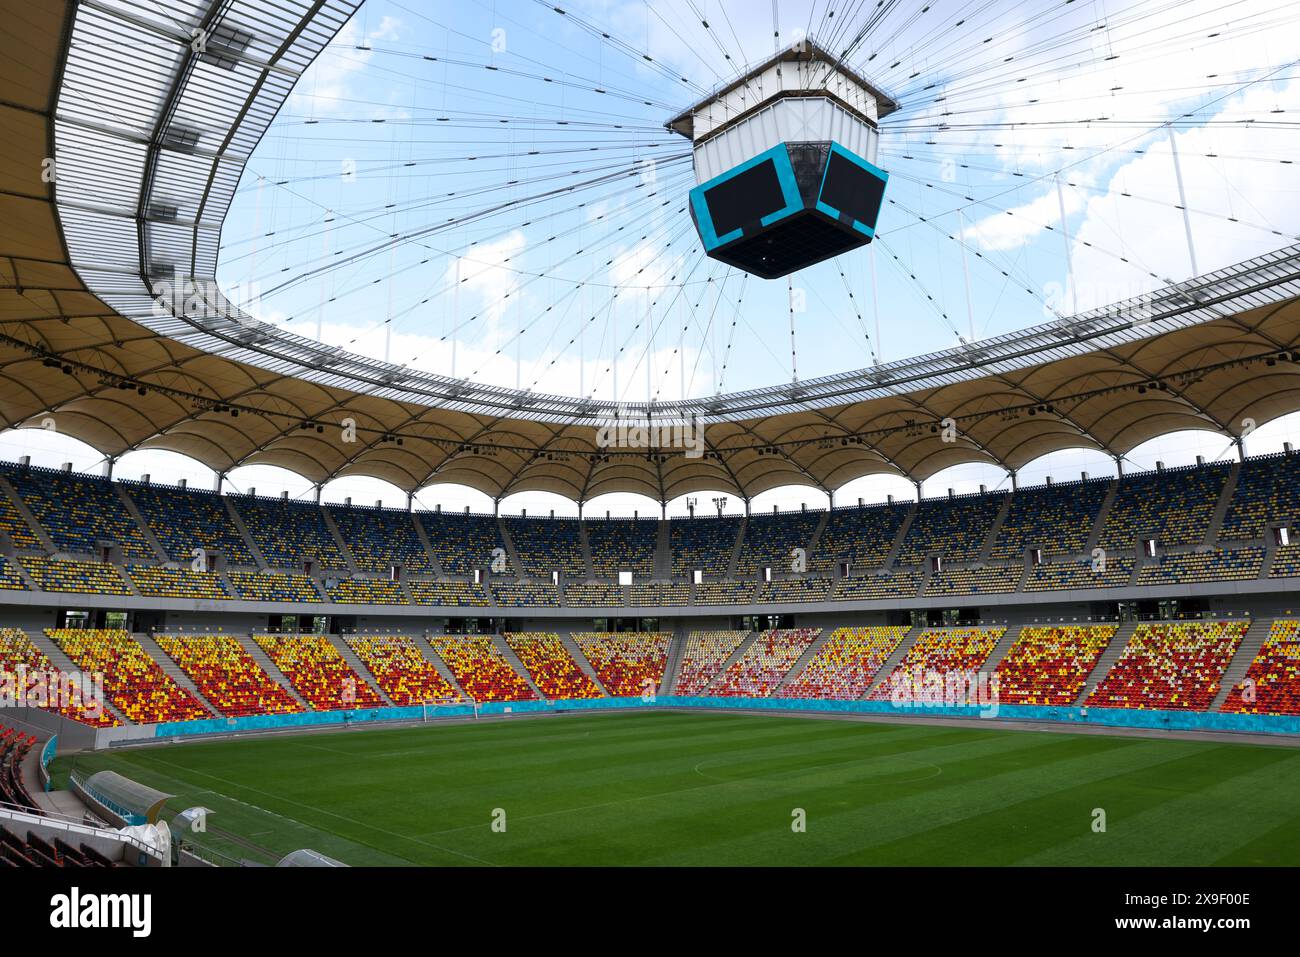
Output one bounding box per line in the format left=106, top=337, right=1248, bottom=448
left=775, top=626, right=835, bottom=693
left=862, top=624, right=924, bottom=698
left=979, top=493, right=1014, bottom=560
left=804, top=511, right=831, bottom=566
left=654, top=518, right=672, bottom=578
left=28, top=630, right=130, bottom=725
left=414, top=637, right=470, bottom=700
left=114, top=487, right=168, bottom=561
left=1212, top=617, right=1274, bottom=711
left=0, top=476, right=56, bottom=553
left=981, top=623, right=1024, bottom=672
left=882, top=503, right=917, bottom=569
left=319, top=509, right=361, bottom=576
left=223, top=499, right=270, bottom=569
left=409, top=513, right=448, bottom=578
left=724, top=518, right=746, bottom=580
left=1074, top=620, right=1139, bottom=706
left=558, top=630, right=608, bottom=695
left=575, top=523, right=595, bottom=580
left=1205, top=462, right=1241, bottom=547
left=237, top=635, right=311, bottom=710
left=661, top=626, right=690, bottom=696
left=1084, top=479, right=1121, bottom=554
left=134, top=632, right=221, bottom=714
left=699, top=630, right=759, bottom=694
left=328, top=635, right=393, bottom=706
left=496, top=518, right=526, bottom=577
left=492, top=634, right=547, bottom=700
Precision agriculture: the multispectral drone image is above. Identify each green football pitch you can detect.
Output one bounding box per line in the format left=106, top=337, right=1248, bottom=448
left=52, top=711, right=1300, bottom=866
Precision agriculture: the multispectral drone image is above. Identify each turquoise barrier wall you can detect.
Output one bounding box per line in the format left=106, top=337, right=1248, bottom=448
left=152, top=695, right=1300, bottom=740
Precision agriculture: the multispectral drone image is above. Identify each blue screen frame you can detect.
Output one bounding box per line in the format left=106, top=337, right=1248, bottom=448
left=689, top=143, right=803, bottom=251
left=815, top=141, right=889, bottom=237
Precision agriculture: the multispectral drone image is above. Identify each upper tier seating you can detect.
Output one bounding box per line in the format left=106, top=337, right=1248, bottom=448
left=50, top=628, right=209, bottom=724
left=573, top=633, right=671, bottom=697
left=348, top=636, right=463, bottom=705
left=227, top=570, right=322, bottom=602
left=0, top=483, right=41, bottom=550
left=1135, top=547, right=1265, bottom=586
left=1097, top=463, right=1229, bottom=550
left=406, top=579, right=489, bottom=606
left=832, top=571, right=921, bottom=600
left=564, top=581, right=624, bottom=607
left=418, top=512, right=510, bottom=575
left=504, top=518, right=585, bottom=578
left=1270, top=544, right=1300, bottom=579
left=1024, top=555, right=1135, bottom=591
left=628, top=582, right=690, bottom=606
left=585, top=519, right=657, bottom=578
left=810, top=503, right=909, bottom=572
left=735, top=511, right=822, bottom=577
left=670, top=516, right=741, bottom=578
left=757, top=578, right=832, bottom=603
left=233, top=496, right=348, bottom=570
left=1086, top=620, right=1247, bottom=710
left=1221, top=454, right=1300, bottom=541
left=868, top=627, right=1005, bottom=702
left=990, top=479, right=1110, bottom=559
left=1221, top=619, right=1300, bottom=716
left=924, top=565, right=1021, bottom=596
left=20, top=557, right=131, bottom=596
left=127, top=565, right=229, bottom=600
left=0, top=628, right=118, bottom=726
left=155, top=634, right=300, bottom=717
left=328, top=506, right=433, bottom=574
left=430, top=637, right=537, bottom=702
left=710, top=628, right=821, bottom=696
left=994, top=625, right=1116, bottom=706
left=783, top=626, right=909, bottom=699
left=673, top=630, right=749, bottom=695
left=253, top=635, right=384, bottom=710
left=693, top=580, right=756, bottom=604
left=491, top=580, right=560, bottom=607
left=504, top=633, right=604, bottom=699
left=896, top=494, right=1006, bottom=566
left=0, top=556, right=27, bottom=591
left=124, top=482, right=254, bottom=565
left=324, top=577, right=406, bottom=604
left=3, top=465, right=154, bottom=559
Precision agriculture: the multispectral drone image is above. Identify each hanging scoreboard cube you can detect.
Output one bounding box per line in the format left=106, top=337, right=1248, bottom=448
left=669, top=40, right=898, bottom=280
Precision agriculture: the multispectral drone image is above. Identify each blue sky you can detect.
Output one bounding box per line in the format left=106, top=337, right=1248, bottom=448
left=5, top=0, right=1300, bottom=516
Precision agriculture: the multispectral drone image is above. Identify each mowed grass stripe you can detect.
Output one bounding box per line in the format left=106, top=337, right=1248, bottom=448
left=53, top=712, right=1300, bottom=866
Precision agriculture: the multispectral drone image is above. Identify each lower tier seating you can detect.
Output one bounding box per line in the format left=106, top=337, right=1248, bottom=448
left=782, top=626, right=909, bottom=699
left=710, top=629, right=821, bottom=697
left=49, top=628, right=209, bottom=724
left=868, top=627, right=1005, bottom=702
left=994, top=625, right=1116, bottom=706
left=155, top=634, right=300, bottom=717
left=1086, top=620, right=1247, bottom=710
left=573, top=633, right=671, bottom=696
left=430, top=637, right=537, bottom=702
left=0, top=629, right=118, bottom=726
left=348, top=636, right=463, bottom=705
left=1221, top=619, right=1300, bottom=715
left=253, top=635, right=384, bottom=711
left=504, top=633, right=604, bottom=699
left=673, top=630, right=749, bottom=695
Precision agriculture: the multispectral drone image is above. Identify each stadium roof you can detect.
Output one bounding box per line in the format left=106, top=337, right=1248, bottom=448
left=4, top=1, right=1300, bottom=503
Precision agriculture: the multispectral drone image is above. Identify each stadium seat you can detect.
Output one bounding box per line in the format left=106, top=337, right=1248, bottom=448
left=0, top=628, right=118, bottom=726
left=709, top=628, right=821, bottom=696
left=504, top=633, right=604, bottom=699
left=49, top=628, right=209, bottom=724
left=783, top=626, right=909, bottom=699
left=868, top=627, right=1005, bottom=702
left=585, top=519, right=657, bottom=578
left=994, top=624, right=1116, bottom=706
left=573, top=632, right=671, bottom=697
left=156, top=634, right=300, bottom=717
left=1221, top=620, right=1300, bottom=715
left=430, top=637, right=537, bottom=702
left=673, top=630, right=749, bottom=695
left=348, top=636, right=463, bottom=705
left=1086, top=620, right=1247, bottom=710
left=253, top=635, right=384, bottom=711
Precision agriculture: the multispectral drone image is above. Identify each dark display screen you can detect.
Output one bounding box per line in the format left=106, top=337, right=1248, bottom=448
left=819, top=151, right=887, bottom=227
left=703, top=158, right=787, bottom=237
